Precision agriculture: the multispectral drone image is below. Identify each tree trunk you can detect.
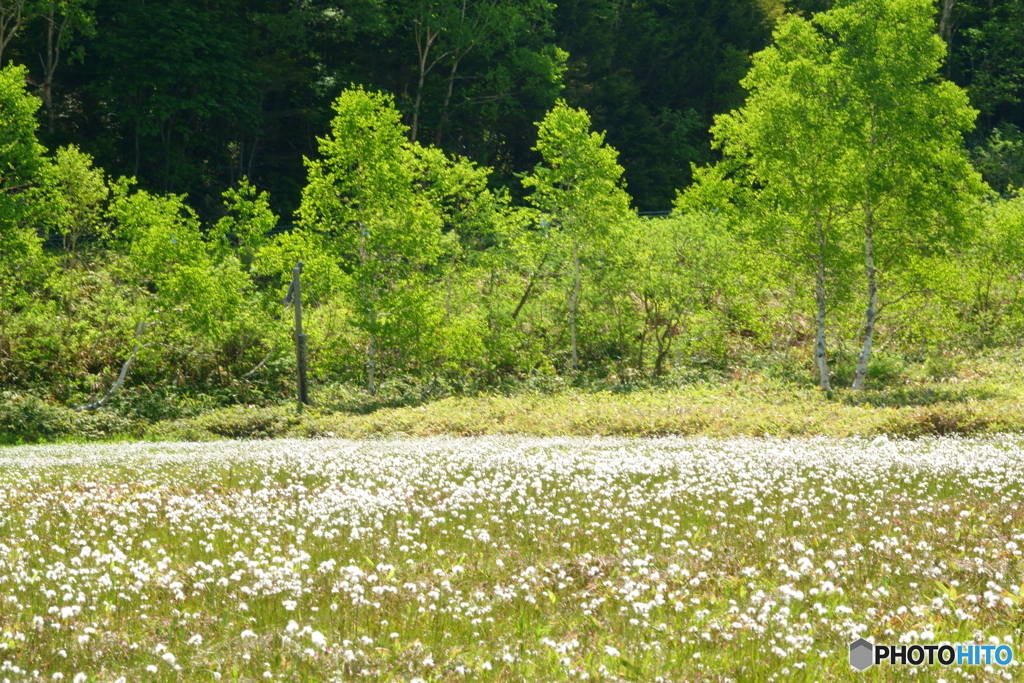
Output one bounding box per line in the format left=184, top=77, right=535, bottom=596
left=40, top=5, right=68, bottom=135
left=76, top=321, right=159, bottom=411
left=511, top=252, right=548, bottom=321
left=939, top=0, right=955, bottom=58
left=569, top=240, right=581, bottom=372
left=411, top=70, right=425, bottom=143
left=133, top=124, right=141, bottom=176
left=366, top=331, right=376, bottom=395
left=43, top=5, right=55, bottom=134
left=358, top=221, right=377, bottom=395
left=852, top=205, right=878, bottom=390
left=435, top=58, right=460, bottom=146
left=814, top=219, right=832, bottom=391
left=0, top=1, right=26, bottom=68
left=411, top=22, right=439, bottom=143
left=653, top=318, right=675, bottom=377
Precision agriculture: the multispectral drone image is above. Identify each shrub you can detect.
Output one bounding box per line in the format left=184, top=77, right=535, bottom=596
left=0, top=392, right=132, bottom=443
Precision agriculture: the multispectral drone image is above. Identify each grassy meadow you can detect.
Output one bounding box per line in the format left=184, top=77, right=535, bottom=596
left=1, top=436, right=1023, bottom=681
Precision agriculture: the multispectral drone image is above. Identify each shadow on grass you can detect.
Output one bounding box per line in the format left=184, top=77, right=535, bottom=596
left=830, top=385, right=1008, bottom=408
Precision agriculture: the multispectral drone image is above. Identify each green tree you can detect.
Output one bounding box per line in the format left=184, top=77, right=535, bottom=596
left=298, top=88, right=446, bottom=394
left=36, top=0, right=95, bottom=133
left=704, top=14, right=856, bottom=390
left=523, top=100, right=633, bottom=372
left=816, top=0, right=985, bottom=389
left=0, top=0, right=36, bottom=66
left=616, top=212, right=747, bottom=377
left=0, top=63, right=45, bottom=382
left=210, top=178, right=277, bottom=266
left=106, top=178, right=252, bottom=353
left=0, top=62, right=45, bottom=268
left=37, top=144, right=107, bottom=255
left=704, top=0, right=985, bottom=390
left=0, top=63, right=44, bottom=229
left=398, top=0, right=555, bottom=144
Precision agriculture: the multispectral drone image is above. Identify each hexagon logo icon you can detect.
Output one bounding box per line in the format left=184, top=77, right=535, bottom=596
left=849, top=638, right=875, bottom=671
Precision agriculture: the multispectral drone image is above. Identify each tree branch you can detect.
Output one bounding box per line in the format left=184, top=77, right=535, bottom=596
left=242, top=342, right=277, bottom=379
left=75, top=321, right=161, bottom=411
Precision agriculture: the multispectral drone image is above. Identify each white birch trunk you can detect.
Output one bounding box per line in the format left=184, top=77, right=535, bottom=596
left=569, top=240, right=580, bottom=372
left=814, top=219, right=832, bottom=391
left=852, top=205, right=878, bottom=390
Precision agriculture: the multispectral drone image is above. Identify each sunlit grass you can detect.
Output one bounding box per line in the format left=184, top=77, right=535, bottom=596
left=1, top=437, right=1023, bottom=681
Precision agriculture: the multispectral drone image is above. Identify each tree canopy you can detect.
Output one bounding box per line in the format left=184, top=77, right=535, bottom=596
left=2, top=0, right=1024, bottom=408
left=0, top=0, right=1015, bottom=217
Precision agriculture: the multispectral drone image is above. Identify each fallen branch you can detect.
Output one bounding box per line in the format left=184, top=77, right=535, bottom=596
left=242, top=342, right=277, bottom=379
left=75, top=321, right=160, bottom=412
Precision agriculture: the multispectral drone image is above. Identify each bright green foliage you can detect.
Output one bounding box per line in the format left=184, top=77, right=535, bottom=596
left=254, top=230, right=347, bottom=306
left=37, top=145, right=108, bottom=254
left=928, top=194, right=1024, bottom=346
left=704, top=13, right=857, bottom=389
left=524, top=101, right=632, bottom=228
left=108, top=178, right=208, bottom=277
left=299, top=89, right=444, bottom=271
left=107, top=178, right=251, bottom=347
left=5, top=0, right=1024, bottom=413
left=523, top=100, right=633, bottom=371
left=619, top=212, right=755, bottom=377
left=705, top=0, right=986, bottom=389
left=818, top=0, right=984, bottom=253
left=816, top=0, right=985, bottom=389
left=0, top=64, right=48, bottom=380
left=0, top=63, right=45, bottom=262
left=298, top=88, right=453, bottom=392
left=210, top=178, right=277, bottom=262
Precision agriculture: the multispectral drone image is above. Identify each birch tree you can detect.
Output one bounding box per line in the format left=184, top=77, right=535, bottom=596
left=523, top=101, right=632, bottom=373
left=37, top=0, right=95, bottom=133
left=299, top=88, right=444, bottom=394
left=819, top=0, right=984, bottom=389
left=401, top=0, right=550, bottom=144
left=706, top=15, right=856, bottom=390
left=704, top=0, right=983, bottom=390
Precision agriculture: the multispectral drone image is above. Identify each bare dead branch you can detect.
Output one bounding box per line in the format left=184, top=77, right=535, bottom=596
left=242, top=342, right=277, bottom=379
left=75, top=321, right=161, bottom=412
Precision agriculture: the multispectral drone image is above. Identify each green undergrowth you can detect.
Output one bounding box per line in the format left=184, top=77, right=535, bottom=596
left=145, top=384, right=1023, bottom=442
left=5, top=353, right=1024, bottom=445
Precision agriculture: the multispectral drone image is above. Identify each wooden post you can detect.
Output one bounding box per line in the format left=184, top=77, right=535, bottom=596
left=288, top=262, right=310, bottom=409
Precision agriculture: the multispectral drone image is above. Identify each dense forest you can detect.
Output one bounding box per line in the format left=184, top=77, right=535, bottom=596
left=1, top=0, right=1024, bottom=421
left=2, top=0, right=1020, bottom=216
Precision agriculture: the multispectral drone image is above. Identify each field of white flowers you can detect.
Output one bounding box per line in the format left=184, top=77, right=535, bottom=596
left=1, top=436, right=1023, bottom=682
